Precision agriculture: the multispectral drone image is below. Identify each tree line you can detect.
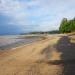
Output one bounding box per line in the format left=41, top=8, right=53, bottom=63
left=21, top=18, right=75, bottom=35
left=59, top=18, right=75, bottom=33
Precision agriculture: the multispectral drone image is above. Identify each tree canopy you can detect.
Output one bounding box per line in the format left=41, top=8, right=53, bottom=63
left=59, top=18, right=75, bottom=33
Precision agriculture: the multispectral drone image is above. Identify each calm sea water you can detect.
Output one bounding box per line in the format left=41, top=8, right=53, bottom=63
left=0, top=35, right=40, bottom=49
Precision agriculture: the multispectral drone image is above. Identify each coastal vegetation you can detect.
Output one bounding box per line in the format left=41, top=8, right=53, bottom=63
left=31, top=17, right=75, bottom=34
left=30, top=17, right=75, bottom=34
left=29, top=30, right=59, bottom=34
left=59, top=18, right=75, bottom=33
left=20, top=17, right=75, bottom=35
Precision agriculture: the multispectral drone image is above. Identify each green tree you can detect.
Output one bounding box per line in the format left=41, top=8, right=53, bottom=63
left=59, top=18, right=68, bottom=33
left=71, top=18, right=75, bottom=32
left=59, top=17, right=75, bottom=33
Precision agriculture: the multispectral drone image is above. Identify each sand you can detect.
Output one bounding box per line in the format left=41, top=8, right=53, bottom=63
left=0, top=34, right=75, bottom=75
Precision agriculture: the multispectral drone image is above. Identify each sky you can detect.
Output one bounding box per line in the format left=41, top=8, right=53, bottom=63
left=0, top=0, right=75, bottom=34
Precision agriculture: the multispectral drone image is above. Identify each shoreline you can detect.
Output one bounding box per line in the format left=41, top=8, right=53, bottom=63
left=0, top=35, right=45, bottom=50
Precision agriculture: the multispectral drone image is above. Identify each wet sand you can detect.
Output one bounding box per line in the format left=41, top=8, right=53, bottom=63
left=0, top=35, right=42, bottom=50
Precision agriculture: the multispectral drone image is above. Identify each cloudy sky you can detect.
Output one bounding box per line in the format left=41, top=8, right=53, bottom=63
left=0, top=0, right=75, bottom=34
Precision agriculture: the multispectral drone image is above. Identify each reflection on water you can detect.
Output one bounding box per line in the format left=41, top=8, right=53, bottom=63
left=0, top=36, right=40, bottom=49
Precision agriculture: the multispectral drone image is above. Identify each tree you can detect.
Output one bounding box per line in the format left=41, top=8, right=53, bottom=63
left=59, top=18, right=68, bottom=33
left=71, top=18, right=75, bottom=32
left=59, top=17, right=75, bottom=33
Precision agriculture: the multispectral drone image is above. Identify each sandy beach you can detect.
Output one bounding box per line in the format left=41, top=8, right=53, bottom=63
left=0, top=34, right=75, bottom=75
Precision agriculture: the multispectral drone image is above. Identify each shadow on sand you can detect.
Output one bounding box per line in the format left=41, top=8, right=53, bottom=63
left=40, top=35, right=75, bottom=75
left=54, top=35, right=75, bottom=75
left=39, top=35, right=75, bottom=75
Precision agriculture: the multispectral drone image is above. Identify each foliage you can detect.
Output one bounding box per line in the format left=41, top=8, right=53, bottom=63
left=29, top=30, right=59, bottom=34
left=59, top=18, right=75, bottom=33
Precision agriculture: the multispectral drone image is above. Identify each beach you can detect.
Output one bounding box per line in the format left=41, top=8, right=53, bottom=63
left=0, top=34, right=75, bottom=75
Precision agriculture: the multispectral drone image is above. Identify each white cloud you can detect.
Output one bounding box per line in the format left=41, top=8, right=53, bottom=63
left=0, top=0, right=29, bottom=25
left=0, top=0, right=75, bottom=32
